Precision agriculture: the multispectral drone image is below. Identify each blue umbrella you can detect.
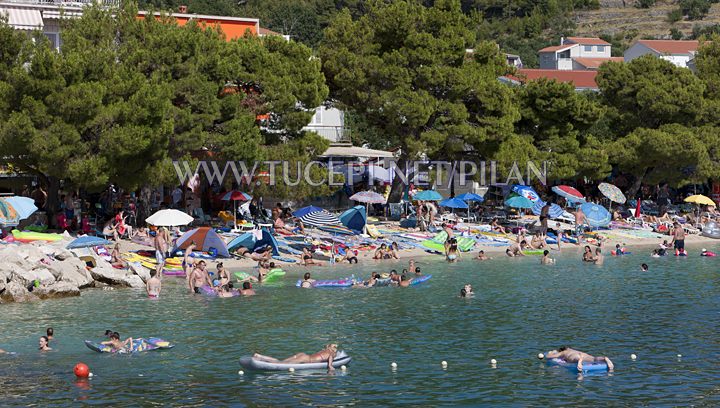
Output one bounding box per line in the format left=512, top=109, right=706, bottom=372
left=292, top=206, right=324, bottom=218
left=455, top=192, right=484, bottom=202
left=580, top=202, right=611, bottom=227
left=512, top=185, right=540, bottom=202
left=439, top=197, right=469, bottom=209
left=532, top=200, right=564, bottom=219
left=67, top=236, right=112, bottom=249
left=413, top=190, right=443, bottom=201
left=505, top=195, right=534, bottom=209
left=300, top=210, right=341, bottom=227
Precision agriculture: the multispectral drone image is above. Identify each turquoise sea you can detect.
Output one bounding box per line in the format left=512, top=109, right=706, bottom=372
left=1, top=244, right=719, bottom=406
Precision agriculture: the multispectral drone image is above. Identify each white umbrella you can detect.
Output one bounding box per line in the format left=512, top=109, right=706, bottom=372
left=146, top=209, right=194, bottom=227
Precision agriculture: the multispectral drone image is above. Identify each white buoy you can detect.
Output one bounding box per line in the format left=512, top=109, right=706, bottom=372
left=490, top=359, right=497, bottom=365
left=441, top=361, right=448, bottom=367
left=289, top=367, right=295, bottom=372
left=631, top=354, right=637, bottom=360
left=88, top=373, right=94, bottom=378
left=391, top=362, right=398, bottom=369
left=341, top=365, right=347, bottom=371
left=677, top=354, right=682, bottom=358
left=538, top=353, right=544, bottom=359
left=138, top=374, right=144, bottom=377
left=238, top=370, right=244, bottom=375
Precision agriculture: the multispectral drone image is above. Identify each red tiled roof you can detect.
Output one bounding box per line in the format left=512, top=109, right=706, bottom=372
left=510, top=69, right=599, bottom=89
left=573, top=57, right=624, bottom=69
left=637, top=40, right=700, bottom=55
left=565, top=37, right=611, bottom=46
left=539, top=44, right=576, bottom=53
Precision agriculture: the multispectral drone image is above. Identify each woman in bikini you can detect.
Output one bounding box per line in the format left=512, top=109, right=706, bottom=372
left=253, top=344, right=339, bottom=371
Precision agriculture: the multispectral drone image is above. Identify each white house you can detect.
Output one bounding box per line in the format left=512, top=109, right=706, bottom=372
left=624, top=40, right=702, bottom=68
left=303, top=106, right=349, bottom=143
left=539, top=37, right=612, bottom=70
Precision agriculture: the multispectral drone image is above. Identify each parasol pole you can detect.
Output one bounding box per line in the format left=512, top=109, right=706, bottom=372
left=233, top=199, right=237, bottom=230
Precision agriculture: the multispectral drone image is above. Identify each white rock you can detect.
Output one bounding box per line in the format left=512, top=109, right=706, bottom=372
left=11, top=267, right=55, bottom=287
left=129, top=263, right=151, bottom=283
left=33, top=282, right=80, bottom=299
left=0, top=281, right=38, bottom=303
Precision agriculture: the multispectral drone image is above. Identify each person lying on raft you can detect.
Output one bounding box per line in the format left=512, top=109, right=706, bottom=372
left=301, top=248, right=324, bottom=266
left=541, top=250, right=554, bottom=265
left=546, top=346, right=614, bottom=372
left=299, top=272, right=316, bottom=288
left=354, top=272, right=379, bottom=288
left=253, top=344, right=339, bottom=371
left=241, top=281, right=256, bottom=296
left=506, top=241, right=527, bottom=257
left=101, top=332, right=132, bottom=352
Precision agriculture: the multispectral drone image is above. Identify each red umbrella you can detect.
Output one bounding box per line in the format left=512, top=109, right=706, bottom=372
left=635, top=198, right=642, bottom=218
left=219, top=191, right=253, bottom=230
left=551, top=185, right=585, bottom=201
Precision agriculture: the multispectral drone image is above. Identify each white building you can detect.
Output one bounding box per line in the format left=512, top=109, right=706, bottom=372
left=539, top=37, right=612, bottom=70
left=624, top=40, right=701, bottom=68
left=303, top=106, right=349, bottom=143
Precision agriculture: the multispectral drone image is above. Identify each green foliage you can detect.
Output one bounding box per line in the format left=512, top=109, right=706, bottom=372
left=637, top=0, right=656, bottom=8
left=0, top=2, right=328, bottom=200
left=596, top=55, right=705, bottom=134
left=691, top=23, right=720, bottom=39
left=680, top=0, right=711, bottom=20
left=667, top=9, right=683, bottom=23
left=670, top=27, right=684, bottom=40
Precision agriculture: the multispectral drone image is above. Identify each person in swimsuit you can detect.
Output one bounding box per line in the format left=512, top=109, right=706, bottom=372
left=341, top=248, right=358, bottom=264
left=388, top=242, right=400, bottom=259
left=398, top=275, right=411, bottom=287
left=101, top=333, right=132, bottom=352
left=408, top=259, right=416, bottom=273
left=216, top=282, right=235, bottom=298
left=189, top=261, right=211, bottom=294
left=300, top=272, right=316, bottom=288
left=460, top=284, right=474, bottom=297
left=373, top=244, right=387, bottom=260
left=476, top=250, right=490, bottom=260
left=39, top=336, right=51, bottom=351
left=414, top=267, right=422, bottom=276
left=46, top=328, right=54, bottom=342
left=546, top=346, right=614, bottom=372
left=446, top=241, right=460, bottom=262
left=301, top=248, right=324, bottom=266
left=217, top=263, right=230, bottom=287
left=594, top=248, right=604, bottom=265
left=670, top=222, right=686, bottom=255
left=389, top=270, right=401, bottom=284
left=146, top=270, right=161, bottom=298
left=541, top=250, right=554, bottom=265
left=153, top=228, right=168, bottom=278
left=506, top=241, right=527, bottom=257
left=582, top=245, right=595, bottom=262
left=253, top=344, right=339, bottom=371
left=110, top=244, right=127, bottom=268
left=241, top=281, right=256, bottom=296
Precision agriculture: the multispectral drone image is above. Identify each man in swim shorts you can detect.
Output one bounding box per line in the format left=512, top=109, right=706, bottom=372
left=153, top=229, right=168, bottom=278
left=189, top=261, right=211, bottom=294
left=670, top=222, right=686, bottom=255
left=506, top=241, right=527, bottom=257
left=146, top=270, right=161, bottom=298
left=253, top=344, right=339, bottom=371
left=546, top=346, right=614, bottom=372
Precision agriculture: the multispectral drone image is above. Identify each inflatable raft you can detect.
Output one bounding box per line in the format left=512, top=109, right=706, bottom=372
left=239, top=350, right=351, bottom=371
left=199, top=285, right=240, bottom=297
left=11, top=229, right=63, bottom=243
left=296, top=278, right=354, bottom=288
left=546, top=356, right=609, bottom=373
left=235, top=268, right=285, bottom=283
left=84, top=337, right=173, bottom=354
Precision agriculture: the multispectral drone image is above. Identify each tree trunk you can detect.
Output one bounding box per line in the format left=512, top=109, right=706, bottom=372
left=45, top=176, right=61, bottom=229
left=388, top=158, right=408, bottom=204
left=626, top=168, right=650, bottom=199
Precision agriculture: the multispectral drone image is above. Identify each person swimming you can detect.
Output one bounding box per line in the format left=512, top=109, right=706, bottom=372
left=241, top=281, right=256, bottom=296
left=38, top=336, right=51, bottom=352
left=582, top=246, right=594, bottom=262
left=476, top=250, right=490, bottom=260
left=398, top=274, right=411, bottom=287
left=641, top=263, right=649, bottom=271
left=300, top=272, right=315, bottom=288
left=101, top=332, right=132, bottom=352
left=594, top=248, right=604, bottom=265
left=460, top=284, right=474, bottom=298
left=541, top=250, right=554, bottom=265
left=546, top=346, right=614, bottom=372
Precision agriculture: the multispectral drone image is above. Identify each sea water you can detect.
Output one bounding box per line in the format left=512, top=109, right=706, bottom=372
left=1, top=244, right=719, bottom=406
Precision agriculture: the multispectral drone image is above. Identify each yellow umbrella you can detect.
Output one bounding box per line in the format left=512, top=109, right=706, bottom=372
left=684, top=194, right=716, bottom=207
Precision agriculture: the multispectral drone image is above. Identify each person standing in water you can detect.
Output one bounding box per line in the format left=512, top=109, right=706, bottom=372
left=669, top=222, right=686, bottom=255
left=153, top=228, right=168, bottom=279
left=546, top=346, right=614, bottom=372
left=146, top=270, right=162, bottom=298
left=594, top=248, right=604, bottom=265
left=541, top=250, right=554, bottom=265
left=38, top=336, right=52, bottom=352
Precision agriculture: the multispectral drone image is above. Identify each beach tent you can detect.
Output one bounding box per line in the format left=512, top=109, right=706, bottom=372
left=227, top=229, right=280, bottom=256
left=174, top=227, right=230, bottom=258
left=340, top=205, right=367, bottom=233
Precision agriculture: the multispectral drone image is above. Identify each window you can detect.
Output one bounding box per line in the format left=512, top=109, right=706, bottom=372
left=584, top=45, right=593, bottom=52
left=597, top=45, right=606, bottom=53
left=43, top=33, right=60, bottom=50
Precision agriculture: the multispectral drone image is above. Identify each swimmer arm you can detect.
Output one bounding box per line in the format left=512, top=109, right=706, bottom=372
left=327, top=354, right=334, bottom=371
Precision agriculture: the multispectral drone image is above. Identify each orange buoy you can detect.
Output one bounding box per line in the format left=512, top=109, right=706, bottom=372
left=74, top=363, right=90, bottom=378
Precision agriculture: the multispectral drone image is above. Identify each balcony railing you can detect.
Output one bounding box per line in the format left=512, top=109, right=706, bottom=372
left=1, top=0, right=120, bottom=6
left=304, top=125, right=351, bottom=143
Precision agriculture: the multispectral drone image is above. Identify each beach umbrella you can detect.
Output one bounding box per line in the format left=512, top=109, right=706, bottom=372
left=349, top=191, right=386, bottom=204
left=531, top=200, right=564, bottom=219
left=580, top=202, right=611, bottom=228
left=439, top=197, right=469, bottom=209
left=552, top=185, right=585, bottom=203
left=0, top=196, right=38, bottom=226
left=146, top=209, right=194, bottom=227
left=504, top=194, right=534, bottom=209
left=300, top=210, right=341, bottom=227
left=512, top=185, right=540, bottom=202
left=634, top=198, right=642, bottom=218
left=292, top=206, right=324, bottom=218
left=598, top=183, right=626, bottom=204
left=220, top=191, right=252, bottom=230
left=455, top=192, right=484, bottom=220
left=684, top=194, right=716, bottom=207
left=413, top=190, right=443, bottom=201
left=67, top=235, right=112, bottom=249
left=318, top=224, right=355, bottom=235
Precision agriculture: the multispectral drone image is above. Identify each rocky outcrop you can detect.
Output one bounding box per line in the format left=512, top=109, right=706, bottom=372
left=89, top=265, right=144, bottom=288
left=33, top=282, right=81, bottom=299
left=0, top=281, right=38, bottom=303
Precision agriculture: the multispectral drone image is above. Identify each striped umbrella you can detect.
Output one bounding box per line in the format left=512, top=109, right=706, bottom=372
left=292, top=206, right=324, bottom=218
left=349, top=191, right=386, bottom=204
left=598, top=183, right=626, bottom=204
left=532, top=200, right=564, bottom=219
left=318, top=224, right=355, bottom=235
left=300, top=210, right=341, bottom=227
left=552, top=185, right=585, bottom=203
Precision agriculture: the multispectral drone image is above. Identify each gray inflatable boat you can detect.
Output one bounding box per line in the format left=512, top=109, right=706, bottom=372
left=239, top=351, right=351, bottom=371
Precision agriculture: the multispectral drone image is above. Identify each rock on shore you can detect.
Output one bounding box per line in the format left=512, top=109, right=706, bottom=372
left=0, top=239, right=148, bottom=304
